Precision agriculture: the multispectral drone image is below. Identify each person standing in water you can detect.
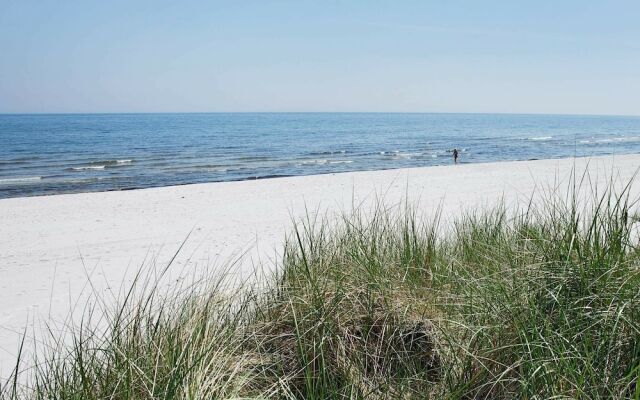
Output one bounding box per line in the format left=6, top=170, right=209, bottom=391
left=452, top=148, right=459, bottom=164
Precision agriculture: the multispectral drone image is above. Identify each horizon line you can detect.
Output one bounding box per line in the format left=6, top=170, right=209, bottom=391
left=1, top=111, right=639, bottom=118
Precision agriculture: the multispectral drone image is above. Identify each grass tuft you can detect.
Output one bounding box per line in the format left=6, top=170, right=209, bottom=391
left=2, top=179, right=640, bottom=399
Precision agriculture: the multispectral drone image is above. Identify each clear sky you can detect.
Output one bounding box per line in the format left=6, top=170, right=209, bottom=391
left=1, top=1, right=639, bottom=115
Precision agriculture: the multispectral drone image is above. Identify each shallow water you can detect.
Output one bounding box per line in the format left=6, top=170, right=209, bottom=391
left=1, top=113, right=640, bottom=198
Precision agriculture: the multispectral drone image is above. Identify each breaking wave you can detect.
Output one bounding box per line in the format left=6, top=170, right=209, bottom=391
left=0, top=176, right=42, bottom=185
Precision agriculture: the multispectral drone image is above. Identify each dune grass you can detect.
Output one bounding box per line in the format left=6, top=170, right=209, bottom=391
left=2, top=181, right=640, bottom=399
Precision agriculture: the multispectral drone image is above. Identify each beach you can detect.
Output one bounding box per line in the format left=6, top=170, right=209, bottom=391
left=1, top=154, right=639, bottom=375
left=3, top=1, right=639, bottom=394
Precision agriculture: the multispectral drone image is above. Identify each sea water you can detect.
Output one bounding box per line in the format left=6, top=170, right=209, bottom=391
left=1, top=113, right=640, bottom=199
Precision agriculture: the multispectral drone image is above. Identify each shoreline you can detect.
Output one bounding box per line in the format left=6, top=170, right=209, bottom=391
left=2, top=151, right=639, bottom=201
left=1, top=153, right=635, bottom=201
left=1, top=153, right=640, bottom=374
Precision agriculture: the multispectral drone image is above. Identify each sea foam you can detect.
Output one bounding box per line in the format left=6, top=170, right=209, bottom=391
left=0, top=176, right=42, bottom=185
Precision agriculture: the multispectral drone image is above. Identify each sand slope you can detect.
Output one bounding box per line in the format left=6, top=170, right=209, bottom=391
left=1, top=154, right=639, bottom=374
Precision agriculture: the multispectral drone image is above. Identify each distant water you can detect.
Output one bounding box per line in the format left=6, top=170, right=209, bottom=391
left=1, top=113, right=640, bottom=199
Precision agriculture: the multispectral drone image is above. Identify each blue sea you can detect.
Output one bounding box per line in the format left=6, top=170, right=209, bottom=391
left=1, top=113, right=640, bottom=199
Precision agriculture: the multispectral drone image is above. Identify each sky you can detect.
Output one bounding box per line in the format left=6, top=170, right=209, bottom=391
left=0, top=1, right=639, bottom=115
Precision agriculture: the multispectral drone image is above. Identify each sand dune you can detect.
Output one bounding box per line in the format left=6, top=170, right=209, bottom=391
left=1, top=154, right=639, bottom=375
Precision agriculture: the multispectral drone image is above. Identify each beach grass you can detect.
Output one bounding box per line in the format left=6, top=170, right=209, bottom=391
left=2, top=179, right=640, bottom=399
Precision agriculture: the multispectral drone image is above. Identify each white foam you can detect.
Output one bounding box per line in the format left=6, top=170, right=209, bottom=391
left=69, top=160, right=132, bottom=171
left=580, top=136, right=640, bottom=144
left=302, top=159, right=329, bottom=165
left=0, top=176, right=42, bottom=185
left=71, top=166, right=106, bottom=171
left=528, top=136, right=553, bottom=141
left=395, top=152, right=422, bottom=159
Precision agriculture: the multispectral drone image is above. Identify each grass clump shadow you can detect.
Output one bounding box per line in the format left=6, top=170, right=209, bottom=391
left=2, top=177, right=640, bottom=399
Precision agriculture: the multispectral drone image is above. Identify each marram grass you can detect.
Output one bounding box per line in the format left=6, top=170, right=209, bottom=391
left=2, top=182, right=639, bottom=399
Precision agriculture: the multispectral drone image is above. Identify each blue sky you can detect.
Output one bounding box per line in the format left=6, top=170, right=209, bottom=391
left=1, top=1, right=639, bottom=114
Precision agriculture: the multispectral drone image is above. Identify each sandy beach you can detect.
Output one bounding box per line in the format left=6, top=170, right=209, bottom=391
left=1, top=154, right=639, bottom=375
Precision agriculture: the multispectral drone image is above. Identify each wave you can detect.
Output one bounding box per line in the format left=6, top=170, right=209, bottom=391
left=176, top=165, right=248, bottom=173
left=300, top=159, right=352, bottom=165
left=0, top=176, right=42, bottom=185
left=67, top=159, right=133, bottom=171
left=237, top=173, right=294, bottom=181
left=307, top=150, right=348, bottom=156
left=380, top=151, right=425, bottom=159
left=163, top=163, right=229, bottom=171
left=0, top=156, right=41, bottom=166
left=395, top=152, right=422, bottom=159
left=0, top=160, right=29, bottom=166
left=301, top=159, right=329, bottom=165
left=329, top=160, right=354, bottom=164
left=69, top=165, right=106, bottom=171
left=579, top=136, right=640, bottom=144
left=93, top=159, right=133, bottom=165
left=234, top=155, right=273, bottom=162
left=528, top=136, right=553, bottom=141
left=79, top=159, right=133, bottom=166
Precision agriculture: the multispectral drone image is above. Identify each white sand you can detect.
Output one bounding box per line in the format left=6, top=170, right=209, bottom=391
left=1, top=154, right=639, bottom=375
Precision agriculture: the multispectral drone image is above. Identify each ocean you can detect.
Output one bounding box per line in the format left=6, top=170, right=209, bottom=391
left=1, top=113, right=640, bottom=199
